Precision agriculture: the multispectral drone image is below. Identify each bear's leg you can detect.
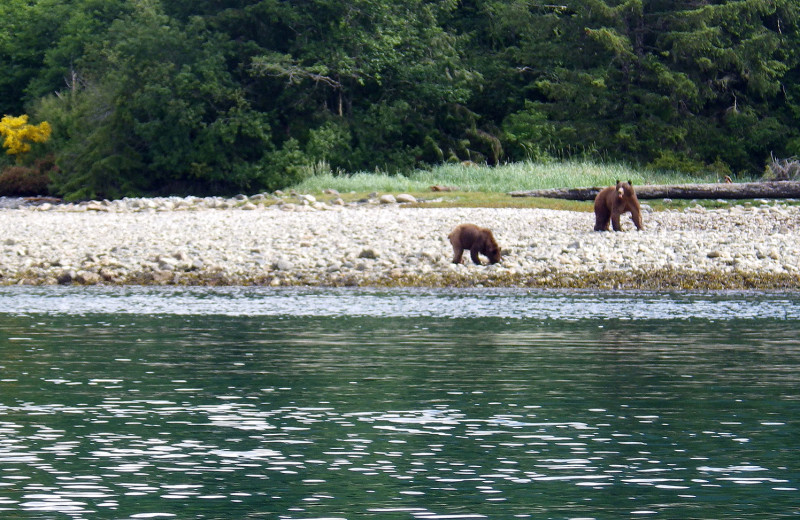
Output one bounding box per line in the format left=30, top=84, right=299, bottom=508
left=630, top=208, right=643, bottom=230
left=611, top=213, right=622, bottom=231
left=594, top=206, right=611, bottom=231
left=452, top=246, right=464, bottom=264
left=470, top=249, right=482, bottom=265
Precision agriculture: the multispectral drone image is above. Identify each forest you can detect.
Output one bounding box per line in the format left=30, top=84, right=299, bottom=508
left=1, top=0, right=798, bottom=200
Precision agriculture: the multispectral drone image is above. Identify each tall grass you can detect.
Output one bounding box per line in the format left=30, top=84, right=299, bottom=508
left=290, top=160, right=727, bottom=194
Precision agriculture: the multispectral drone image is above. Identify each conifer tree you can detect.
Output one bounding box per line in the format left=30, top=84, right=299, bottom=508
left=502, top=0, right=799, bottom=173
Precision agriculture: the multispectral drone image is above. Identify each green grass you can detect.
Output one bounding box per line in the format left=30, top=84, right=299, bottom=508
left=283, top=159, right=766, bottom=210
left=290, top=159, right=729, bottom=194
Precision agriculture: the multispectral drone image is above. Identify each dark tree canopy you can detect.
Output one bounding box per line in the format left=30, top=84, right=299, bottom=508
left=1, top=0, right=798, bottom=199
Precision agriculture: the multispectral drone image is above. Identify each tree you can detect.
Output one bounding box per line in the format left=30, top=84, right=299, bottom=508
left=246, top=0, right=478, bottom=170
left=23, top=0, right=131, bottom=103
left=499, top=0, right=799, bottom=173
left=3, top=0, right=800, bottom=198
left=37, top=1, right=275, bottom=200
left=655, top=0, right=799, bottom=172
left=0, top=0, right=57, bottom=115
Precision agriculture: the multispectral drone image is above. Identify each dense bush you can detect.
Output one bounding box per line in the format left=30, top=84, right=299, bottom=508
left=0, top=156, right=56, bottom=196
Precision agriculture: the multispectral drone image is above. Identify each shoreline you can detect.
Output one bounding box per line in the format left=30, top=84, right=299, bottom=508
left=1, top=195, right=799, bottom=290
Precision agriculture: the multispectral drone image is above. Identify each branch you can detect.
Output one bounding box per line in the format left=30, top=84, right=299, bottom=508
left=274, top=65, right=341, bottom=89
left=251, top=56, right=342, bottom=89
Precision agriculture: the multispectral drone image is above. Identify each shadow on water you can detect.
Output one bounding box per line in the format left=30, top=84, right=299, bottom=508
left=0, top=287, right=798, bottom=518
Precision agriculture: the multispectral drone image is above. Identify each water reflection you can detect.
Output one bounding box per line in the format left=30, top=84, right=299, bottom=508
left=0, top=290, right=798, bottom=518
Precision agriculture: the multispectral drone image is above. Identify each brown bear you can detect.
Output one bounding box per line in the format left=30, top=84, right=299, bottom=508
left=594, top=180, right=643, bottom=231
left=448, top=223, right=502, bottom=265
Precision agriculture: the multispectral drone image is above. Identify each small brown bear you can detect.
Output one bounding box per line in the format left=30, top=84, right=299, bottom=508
left=593, top=180, right=643, bottom=232
left=448, top=223, right=502, bottom=265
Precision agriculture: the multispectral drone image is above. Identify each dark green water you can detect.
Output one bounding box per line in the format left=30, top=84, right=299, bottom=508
left=0, top=287, right=798, bottom=519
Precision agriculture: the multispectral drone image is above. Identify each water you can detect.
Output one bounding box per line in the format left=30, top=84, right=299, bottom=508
left=0, top=287, right=798, bottom=519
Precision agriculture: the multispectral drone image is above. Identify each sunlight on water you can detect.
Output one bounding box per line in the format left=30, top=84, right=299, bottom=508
left=0, top=288, right=798, bottom=518
left=1, top=286, right=799, bottom=320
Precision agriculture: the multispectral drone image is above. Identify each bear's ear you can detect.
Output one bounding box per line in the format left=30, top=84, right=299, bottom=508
left=628, top=179, right=633, bottom=186
left=615, top=179, right=621, bottom=186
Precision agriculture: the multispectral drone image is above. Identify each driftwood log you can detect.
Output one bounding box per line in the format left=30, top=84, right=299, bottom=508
left=509, top=181, right=800, bottom=200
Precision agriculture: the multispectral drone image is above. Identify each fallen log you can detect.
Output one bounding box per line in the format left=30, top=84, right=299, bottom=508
left=509, top=181, right=800, bottom=201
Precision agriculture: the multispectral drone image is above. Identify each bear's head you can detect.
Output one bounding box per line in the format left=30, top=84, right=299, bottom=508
left=485, top=239, right=502, bottom=264
left=615, top=179, right=635, bottom=200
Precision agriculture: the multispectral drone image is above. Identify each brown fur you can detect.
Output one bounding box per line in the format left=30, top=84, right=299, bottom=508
left=594, top=180, right=643, bottom=231
left=448, top=223, right=501, bottom=265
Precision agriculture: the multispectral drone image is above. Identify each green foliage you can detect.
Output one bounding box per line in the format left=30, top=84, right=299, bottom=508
left=1, top=0, right=799, bottom=197
left=646, top=150, right=710, bottom=176
left=305, top=121, right=353, bottom=171
left=0, top=0, right=59, bottom=115
left=36, top=2, right=275, bottom=199
left=252, top=138, right=313, bottom=192
left=245, top=0, right=482, bottom=170
left=502, top=101, right=555, bottom=161
left=349, top=100, right=424, bottom=172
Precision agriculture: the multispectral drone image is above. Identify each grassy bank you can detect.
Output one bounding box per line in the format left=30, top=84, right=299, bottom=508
left=290, top=160, right=730, bottom=194
left=287, top=159, right=739, bottom=210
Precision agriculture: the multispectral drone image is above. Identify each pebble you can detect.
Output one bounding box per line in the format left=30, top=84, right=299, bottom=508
left=0, top=195, right=798, bottom=287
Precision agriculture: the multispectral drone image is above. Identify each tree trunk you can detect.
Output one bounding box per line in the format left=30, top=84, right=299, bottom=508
left=508, top=181, right=800, bottom=200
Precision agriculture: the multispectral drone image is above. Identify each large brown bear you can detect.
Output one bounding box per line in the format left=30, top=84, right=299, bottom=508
left=594, top=180, right=643, bottom=231
left=448, top=223, right=501, bottom=265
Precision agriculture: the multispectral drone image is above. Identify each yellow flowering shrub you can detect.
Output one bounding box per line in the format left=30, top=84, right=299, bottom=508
left=0, top=115, right=52, bottom=156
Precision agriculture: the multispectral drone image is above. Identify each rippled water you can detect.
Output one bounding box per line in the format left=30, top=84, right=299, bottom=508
left=3, top=286, right=800, bottom=320
left=0, top=287, right=798, bottom=519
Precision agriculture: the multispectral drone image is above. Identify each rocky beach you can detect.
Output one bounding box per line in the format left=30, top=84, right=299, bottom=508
left=1, top=194, right=798, bottom=290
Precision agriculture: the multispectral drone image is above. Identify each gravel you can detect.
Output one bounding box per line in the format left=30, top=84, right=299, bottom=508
left=1, top=195, right=798, bottom=289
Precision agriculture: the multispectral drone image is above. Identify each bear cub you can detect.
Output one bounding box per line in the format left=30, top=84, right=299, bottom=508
left=594, top=180, right=643, bottom=231
left=448, top=223, right=501, bottom=265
